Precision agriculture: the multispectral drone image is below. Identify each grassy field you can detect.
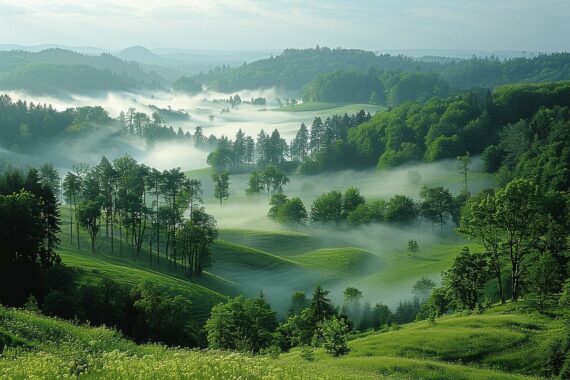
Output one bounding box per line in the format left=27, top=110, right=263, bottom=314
left=218, top=228, right=328, bottom=256
left=290, top=247, right=377, bottom=275
left=0, top=303, right=555, bottom=379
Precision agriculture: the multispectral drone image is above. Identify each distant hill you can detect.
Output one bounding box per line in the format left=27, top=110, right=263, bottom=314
left=0, top=48, right=165, bottom=94
left=117, top=45, right=178, bottom=65
left=191, top=47, right=570, bottom=93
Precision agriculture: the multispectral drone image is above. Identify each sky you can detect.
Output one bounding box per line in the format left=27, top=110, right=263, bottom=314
left=1, top=0, right=569, bottom=52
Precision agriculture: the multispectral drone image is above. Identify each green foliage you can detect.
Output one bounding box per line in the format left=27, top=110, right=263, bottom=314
left=212, top=172, right=230, bottom=205
left=419, top=186, right=454, bottom=228
left=205, top=295, right=277, bottom=353
left=443, top=247, right=490, bottom=311
left=528, top=255, right=562, bottom=313
left=407, top=240, right=419, bottom=255
left=172, top=76, right=202, bottom=93
left=268, top=194, right=308, bottom=226
left=310, top=190, right=343, bottom=224
left=318, top=317, right=351, bottom=357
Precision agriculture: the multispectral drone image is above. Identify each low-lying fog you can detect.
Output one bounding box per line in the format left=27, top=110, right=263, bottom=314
left=1, top=88, right=336, bottom=172
left=1, top=88, right=493, bottom=311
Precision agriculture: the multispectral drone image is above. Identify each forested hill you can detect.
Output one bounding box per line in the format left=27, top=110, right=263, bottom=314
left=193, top=47, right=439, bottom=92
left=193, top=47, right=570, bottom=93
left=246, top=81, right=570, bottom=192
left=0, top=49, right=165, bottom=94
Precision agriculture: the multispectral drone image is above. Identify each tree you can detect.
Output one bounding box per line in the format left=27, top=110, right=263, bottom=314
left=384, top=194, right=418, bottom=223
left=309, top=285, right=336, bottom=323
left=444, top=247, right=489, bottom=311
left=39, top=163, right=61, bottom=202
left=342, top=187, right=365, bottom=217
left=412, top=277, right=435, bottom=302
left=310, top=117, right=324, bottom=153
left=63, top=172, right=82, bottom=250
left=246, top=171, right=263, bottom=194
left=77, top=200, right=101, bottom=252
left=260, top=166, right=289, bottom=194
left=193, top=126, right=206, bottom=147
left=212, top=172, right=230, bottom=205
left=318, top=317, right=350, bottom=357
left=268, top=193, right=289, bottom=220
left=494, top=178, right=540, bottom=301
left=177, top=208, right=218, bottom=276
left=233, top=129, right=247, bottom=165
left=0, top=190, right=59, bottom=306
left=419, top=186, right=454, bottom=229
left=292, top=123, right=309, bottom=161
left=310, top=191, right=343, bottom=224
left=528, top=254, right=561, bottom=312
left=131, top=282, right=197, bottom=346
left=289, top=291, right=310, bottom=316
left=456, top=152, right=471, bottom=191
left=407, top=240, right=419, bottom=256
left=460, top=193, right=506, bottom=303
left=277, top=197, right=308, bottom=225
left=205, top=295, right=277, bottom=353
left=343, top=287, right=363, bottom=327
left=245, top=136, right=255, bottom=164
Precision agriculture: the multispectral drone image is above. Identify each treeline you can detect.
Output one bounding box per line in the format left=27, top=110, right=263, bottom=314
left=191, top=46, right=570, bottom=92
left=193, top=46, right=429, bottom=92
left=0, top=95, right=198, bottom=152
left=206, top=110, right=371, bottom=173
left=266, top=183, right=468, bottom=229
left=302, top=69, right=450, bottom=107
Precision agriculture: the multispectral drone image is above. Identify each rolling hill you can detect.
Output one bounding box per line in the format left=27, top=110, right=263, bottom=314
left=0, top=302, right=559, bottom=379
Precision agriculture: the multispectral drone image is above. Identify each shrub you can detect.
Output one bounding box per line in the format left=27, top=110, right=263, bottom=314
left=318, top=317, right=350, bottom=357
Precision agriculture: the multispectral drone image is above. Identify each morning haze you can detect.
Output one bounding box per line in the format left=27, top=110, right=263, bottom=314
left=1, top=1, right=569, bottom=379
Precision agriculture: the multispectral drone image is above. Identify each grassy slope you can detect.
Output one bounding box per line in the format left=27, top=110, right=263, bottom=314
left=358, top=238, right=482, bottom=288
left=0, top=304, right=551, bottom=379
left=57, top=212, right=233, bottom=321
left=218, top=228, right=327, bottom=256
left=290, top=248, right=376, bottom=275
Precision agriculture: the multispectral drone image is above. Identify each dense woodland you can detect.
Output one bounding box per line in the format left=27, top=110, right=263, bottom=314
left=205, top=82, right=570, bottom=184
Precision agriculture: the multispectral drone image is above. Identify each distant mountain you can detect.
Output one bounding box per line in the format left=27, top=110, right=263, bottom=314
left=117, top=45, right=177, bottom=65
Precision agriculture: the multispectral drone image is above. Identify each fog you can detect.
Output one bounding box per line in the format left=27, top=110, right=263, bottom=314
left=1, top=88, right=493, bottom=312
left=194, top=158, right=492, bottom=311
left=4, top=87, right=312, bottom=143
left=1, top=87, right=323, bottom=172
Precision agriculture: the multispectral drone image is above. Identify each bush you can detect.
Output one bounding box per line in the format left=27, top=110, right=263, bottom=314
left=205, top=296, right=277, bottom=353
left=318, top=317, right=350, bottom=357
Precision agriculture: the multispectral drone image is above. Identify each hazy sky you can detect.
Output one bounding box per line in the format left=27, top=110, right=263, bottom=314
left=1, top=0, right=569, bottom=52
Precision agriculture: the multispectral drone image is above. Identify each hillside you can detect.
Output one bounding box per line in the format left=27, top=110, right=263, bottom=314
left=0, top=303, right=558, bottom=379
